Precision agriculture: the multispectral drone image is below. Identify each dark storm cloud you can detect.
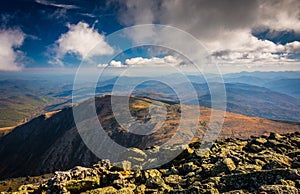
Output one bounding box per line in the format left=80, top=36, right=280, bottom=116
left=211, top=50, right=231, bottom=58
left=159, top=0, right=259, bottom=39
left=116, top=0, right=260, bottom=39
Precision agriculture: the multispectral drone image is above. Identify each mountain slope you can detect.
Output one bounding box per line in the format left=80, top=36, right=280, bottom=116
left=0, top=96, right=180, bottom=179
left=0, top=95, right=299, bottom=179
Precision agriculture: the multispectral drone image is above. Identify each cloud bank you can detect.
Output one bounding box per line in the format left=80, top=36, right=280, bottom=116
left=0, top=28, right=25, bottom=71
left=116, top=0, right=300, bottom=71
left=98, top=55, right=182, bottom=68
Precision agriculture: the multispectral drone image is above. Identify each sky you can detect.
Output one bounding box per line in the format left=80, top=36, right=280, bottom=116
left=0, top=0, right=300, bottom=73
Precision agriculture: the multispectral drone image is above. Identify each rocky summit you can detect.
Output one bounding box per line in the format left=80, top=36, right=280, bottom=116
left=3, top=132, right=300, bottom=193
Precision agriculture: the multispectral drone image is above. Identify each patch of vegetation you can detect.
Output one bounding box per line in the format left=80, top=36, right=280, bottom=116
left=0, top=95, right=53, bottom=127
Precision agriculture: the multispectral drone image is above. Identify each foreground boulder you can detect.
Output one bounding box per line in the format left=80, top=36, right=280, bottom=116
left=3, top=132, right=300, bottom=193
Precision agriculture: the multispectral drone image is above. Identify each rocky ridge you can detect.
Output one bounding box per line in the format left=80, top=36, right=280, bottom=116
left=0, top=95, right=299, bottom=180
left=7, top=132, right=300, bottom=193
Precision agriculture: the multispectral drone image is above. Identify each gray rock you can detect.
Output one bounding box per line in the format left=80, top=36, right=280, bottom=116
left=259, top=184, right=298, bottom=194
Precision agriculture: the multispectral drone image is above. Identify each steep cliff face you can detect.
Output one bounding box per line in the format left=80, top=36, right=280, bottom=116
left=0, top=95, right=299, bottom=179
left=0, top=107, right=81, bottom=178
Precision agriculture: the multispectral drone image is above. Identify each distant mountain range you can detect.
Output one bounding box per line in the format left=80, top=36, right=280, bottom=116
left=195, top=82, right=300, bottom=122
left=69, top=78, right=300, bottom=122
left=0, top=71, right=299, bottom=128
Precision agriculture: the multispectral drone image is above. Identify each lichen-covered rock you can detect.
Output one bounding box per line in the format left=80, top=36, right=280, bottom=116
left=14, top=132, right=300, bottom=193
left=269, top=132, right=284, bottom=140
left=190, top=182, right=220, bottom=194
left=222, top=190, right=245, bottom=194
left=249, top=143, right=263, bottom=152
left=218, top=169, right=300, bottom=192
left=82, top=186, right=117, bottom=194
left=145, top=175, right=165, bottom=188
left=259, top=184, right=298, bottom=194
left=85, top=186, right=138, bottom=194
left=18, top=184, right=39, bottom=192
left=210, top=158, right=236, bottom=176
left=164, top=174, right=182, bottom=185
left=118, top=148, right=147, bottom=165
left=178, top=161, right=199, bottom=175
left=223, top=158, right=236, bottom=171
left=65, top=177, right=100, bottom=193
left=143, top=169, right=162, bottom=179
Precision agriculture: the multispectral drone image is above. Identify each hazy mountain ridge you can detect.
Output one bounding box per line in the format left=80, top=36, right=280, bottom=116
left=263, top=78, right=300, bottom=98
left=92, top=80, right=300, bottom=121
left=0, top=71, right=299, bottom=127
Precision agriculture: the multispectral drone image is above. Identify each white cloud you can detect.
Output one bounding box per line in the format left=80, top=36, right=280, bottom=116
left=53, top=22, right=114, bottom=65
left=97, top=55, right=181, bottom=68
left=110, top=60, right=126, bottom=67
left=97, top=63, right=108, bottom=67
left=35, top=0, right=79, bottom=9
left=125, top=55, right=180, bottom=66
left=79, top=13, right=96, bottom=18
left=0, top=28, right=25, bottom=71
left=257, top=0, right=300, bottom=33
left=285, top=41, right=300, bottom=53
left=97, top=60, right=126, bottom=68
left=209, top=29, right=300, bottom=65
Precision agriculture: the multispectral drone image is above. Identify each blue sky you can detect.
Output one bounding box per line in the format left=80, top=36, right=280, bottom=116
left=0, top=0, right=123, bottom=69
left=0, top=0, right=300, bottom=73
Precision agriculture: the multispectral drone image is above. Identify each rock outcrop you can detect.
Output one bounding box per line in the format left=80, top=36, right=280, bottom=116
left=8, top=132, right=300, bottom=193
